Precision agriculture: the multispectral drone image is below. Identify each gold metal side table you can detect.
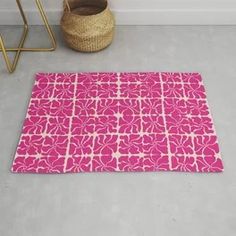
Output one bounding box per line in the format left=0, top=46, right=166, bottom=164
left=0, top=0, right=57, bottom=73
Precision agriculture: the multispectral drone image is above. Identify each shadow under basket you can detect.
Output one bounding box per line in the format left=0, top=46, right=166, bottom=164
left=61, top=0, right=115, bottom=52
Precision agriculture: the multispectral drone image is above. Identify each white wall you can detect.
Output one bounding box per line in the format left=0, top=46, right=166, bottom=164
left=1, top=0, right=236, bottom=25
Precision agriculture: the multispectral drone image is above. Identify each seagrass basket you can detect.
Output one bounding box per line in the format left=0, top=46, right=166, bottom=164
left=61, top=0, right=115, bottom=52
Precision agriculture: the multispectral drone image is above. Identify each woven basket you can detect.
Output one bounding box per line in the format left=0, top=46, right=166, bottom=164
left=61, top=0, right=115, bottom=52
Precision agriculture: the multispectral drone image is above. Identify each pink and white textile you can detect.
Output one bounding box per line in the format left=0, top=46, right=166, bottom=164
left=12, top=72, right=223, bottom=173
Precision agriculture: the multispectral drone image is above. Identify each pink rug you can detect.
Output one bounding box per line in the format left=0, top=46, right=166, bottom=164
left=12, top=72, right=223, bottom=173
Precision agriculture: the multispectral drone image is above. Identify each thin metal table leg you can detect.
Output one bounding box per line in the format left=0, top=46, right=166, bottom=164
left=0, top=0, right=57, bottom=73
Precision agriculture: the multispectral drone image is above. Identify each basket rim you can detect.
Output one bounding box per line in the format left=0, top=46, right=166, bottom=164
left=65, top=1, right=109, bottom=17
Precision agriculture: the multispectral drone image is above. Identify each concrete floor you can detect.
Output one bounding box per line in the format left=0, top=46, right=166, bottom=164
left=0, top=26, right=236, bottom=236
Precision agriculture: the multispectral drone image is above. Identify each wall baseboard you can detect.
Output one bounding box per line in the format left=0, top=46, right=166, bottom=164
left=1, top=8, right=236, bottom=25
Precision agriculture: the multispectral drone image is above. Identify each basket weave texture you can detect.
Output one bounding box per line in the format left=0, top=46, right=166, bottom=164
left=61, top=0, right=115, bottom=52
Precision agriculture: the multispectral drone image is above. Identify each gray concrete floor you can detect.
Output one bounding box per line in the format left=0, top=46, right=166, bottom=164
left=0, top=26, right=236, bottom=236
